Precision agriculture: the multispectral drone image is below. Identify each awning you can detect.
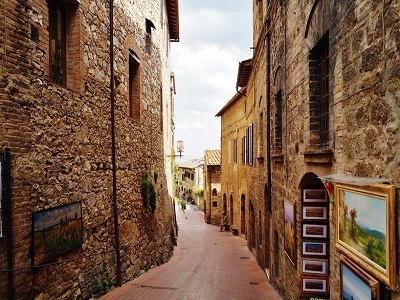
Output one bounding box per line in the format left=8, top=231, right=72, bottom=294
left=318, top=174, right=391, bottom=186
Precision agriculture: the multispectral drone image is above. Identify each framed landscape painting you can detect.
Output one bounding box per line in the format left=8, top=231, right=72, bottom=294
left=341, top=258, right=380, bottom=300
left=301, top=276, right=328, bottom=294
left=302, top=223, right=328, bottom=239
left=284, top=199, right=296, bottom=265
left=301, top=258, right=328, bottom=276
left=32, top=202, right=83, bottom=266
left=302, top=206, right=328, bottom=221
left=303, top=189, right=328, bottom=203
left=302, top=241, right=327, bottom=257
left=335, top=183, right=396, bottom=289
left=0, top=156, right=2, bottom=238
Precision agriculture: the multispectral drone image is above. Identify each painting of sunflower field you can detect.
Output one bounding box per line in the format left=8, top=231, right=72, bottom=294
left=33, top=202, right=83, bottom=266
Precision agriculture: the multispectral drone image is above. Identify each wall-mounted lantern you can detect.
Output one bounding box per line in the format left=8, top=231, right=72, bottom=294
left=176, top=140, right=184, bottom=158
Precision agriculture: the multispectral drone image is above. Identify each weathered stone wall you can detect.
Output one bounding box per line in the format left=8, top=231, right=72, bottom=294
left=0, top=0, right=177, bottom=299
left=266, top=0, right=400, bottom=299
left=219, top=0, right=400, bottom=299
left=251, top=0, right=269, bottom=273
left=218, top=85, right=256, bottom=239
left=328, top=1, right=400, bottom=299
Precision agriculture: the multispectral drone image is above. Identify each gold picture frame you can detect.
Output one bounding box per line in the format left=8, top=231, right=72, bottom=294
left=335, top=183, right=396, bottom=289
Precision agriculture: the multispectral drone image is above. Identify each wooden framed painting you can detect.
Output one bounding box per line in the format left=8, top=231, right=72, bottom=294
left=284, top=199, right=296, bottom=265
left=302, top=241, right=327, bottom=257
left=303, top=189, right=328, bottom=203
left=0, top=154, right=2, bottom=238
left=301, top=258, right=328, bottom=276
left=302, top=223, right=328, bottom=239
left=341, top=258, right=380, bottom=300
left=32, top=202, right=83, bottom=266
left=301, top=276, right=328, bottom=294
left=302, top=206, right=328, bottom=221
left=335, top=183, right=396, bottom=289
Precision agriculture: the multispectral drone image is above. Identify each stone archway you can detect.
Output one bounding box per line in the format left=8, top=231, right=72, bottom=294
left=249, top=200, right=256, bottom=249
left=241, top=194, right=246, bottom=234
left=223, top=193, right=227, bottom=214
left=229, top=194, right=234, bottom=225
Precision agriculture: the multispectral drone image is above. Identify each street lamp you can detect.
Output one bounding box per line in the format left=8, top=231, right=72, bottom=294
left=166, top=140, right=184, bottom=158
left=177, top=140, right=184, bottom=158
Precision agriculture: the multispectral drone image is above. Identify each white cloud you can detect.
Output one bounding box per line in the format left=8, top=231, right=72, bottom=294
left=171, top=0, right=252, bottom=160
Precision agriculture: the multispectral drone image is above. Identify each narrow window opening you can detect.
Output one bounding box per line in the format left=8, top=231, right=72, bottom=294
left=274, top=230, right=279, bottom=277
left=274, top=90, right=283, bottom=152
left=31, top=25, right=39, bottom=43
left=129, top=50, right=141, bottom=120
left=259, top=112, right=264, bottom=156
left=145, top=19, right=155, bottom=53
left=146, top=18, right=155, bottom=35
left=309, top=32, right=330, bottom=148
left=233, top=138, right=238, bottom=164
left=49, top=2, right=66, bottom=85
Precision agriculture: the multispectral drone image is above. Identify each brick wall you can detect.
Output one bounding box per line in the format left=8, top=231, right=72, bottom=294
left=0, top=0, right=177, bottom=298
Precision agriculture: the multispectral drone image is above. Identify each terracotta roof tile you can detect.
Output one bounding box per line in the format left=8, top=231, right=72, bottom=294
left=204, top=150, right=221, bottom=166
left=178, top=158, right=204, bottom=169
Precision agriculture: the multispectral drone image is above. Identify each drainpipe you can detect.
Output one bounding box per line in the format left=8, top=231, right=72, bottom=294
left=110, top=0, right=122, bottom=287
left=266, top=18, right=272, bottom=272
left=266, top=19, right=271, bottom=213
left=5, top=148, right=13, bottom=300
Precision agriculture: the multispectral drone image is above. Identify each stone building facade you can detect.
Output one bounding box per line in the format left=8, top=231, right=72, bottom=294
left=178, top=158, right=204, bottom=206
left=203, top=150, right=221, bottom=225
left=216, top=84, right=258, bottom=241
left=219, top=0, right=400, bottom=299
left=0, top=0, right=179, bottom=299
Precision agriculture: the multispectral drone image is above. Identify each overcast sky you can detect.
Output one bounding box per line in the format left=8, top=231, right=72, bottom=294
left=171, top=0, right=253, bottom=162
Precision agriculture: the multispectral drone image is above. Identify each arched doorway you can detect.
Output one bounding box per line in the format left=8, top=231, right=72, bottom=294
left=264, top=183, right=271, bottom=271
left=223, top=193, right=227, bottom=214
left=249, top=200, right=255, bottom=249
left=229, top=194, right=234, bottom=225
left=298, top=172, right=329, bottom=294
left=241, top=194, right=246, bottom=234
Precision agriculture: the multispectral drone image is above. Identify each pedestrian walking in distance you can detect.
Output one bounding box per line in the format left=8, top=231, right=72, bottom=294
left=220, top=211, right=228, bottom=231
left=181, top=201, right=187, bottom=219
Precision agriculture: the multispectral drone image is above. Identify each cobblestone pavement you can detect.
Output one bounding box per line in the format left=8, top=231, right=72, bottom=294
left=100, top=203, right=282, bottom=300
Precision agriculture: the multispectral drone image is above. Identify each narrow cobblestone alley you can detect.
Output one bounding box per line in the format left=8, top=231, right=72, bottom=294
left=99, top=202, right=282, bottom=300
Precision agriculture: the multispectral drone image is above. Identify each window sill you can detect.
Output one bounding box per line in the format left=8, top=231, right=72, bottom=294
left=272, top=153, right=284, bottom=163
left=303, top=149, right=334, bottom=164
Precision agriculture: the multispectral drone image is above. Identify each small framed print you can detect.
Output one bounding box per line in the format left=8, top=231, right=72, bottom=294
left=303, top=189, right=328, bottom=203
left=301, top=258, right=328, bottom=276
left=302, top=206, right=328, bottom=221
left=302, top=223, right=328, bottom=239
left=301, top=276, right=328, bottom=294
left=302, top=241, right=327, bottom=257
